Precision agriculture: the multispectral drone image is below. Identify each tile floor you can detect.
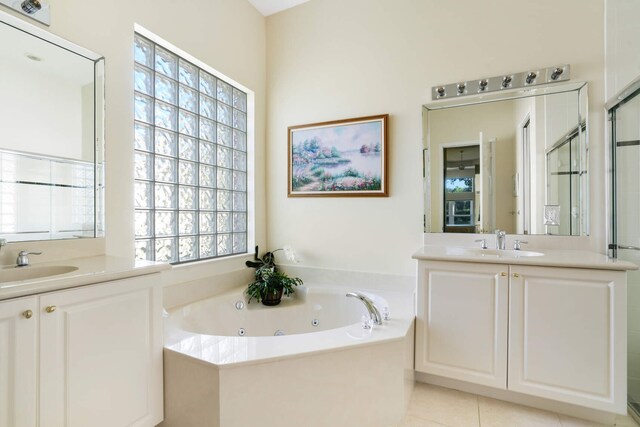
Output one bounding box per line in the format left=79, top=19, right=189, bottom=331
left=397, top=383, right=640, bottom=427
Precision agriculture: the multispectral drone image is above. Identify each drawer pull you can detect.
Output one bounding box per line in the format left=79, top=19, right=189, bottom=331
left=500, top=272, right=507, bottom=277
left=45, top=306, right=56, bottom=313
left=513, top=273, right=520, bottom=278
left=23, top=309, right=33, bottom=319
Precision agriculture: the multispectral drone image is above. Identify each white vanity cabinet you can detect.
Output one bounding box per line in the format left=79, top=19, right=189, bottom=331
left=416, top=259, right=628, bottom=414
left=0, top=296, right=38, bottom=427
left=415, top=261, right=509, bottom=389
left=508, top=265, right=626, bottom=413
left=0, top=273, right=163, bottom=427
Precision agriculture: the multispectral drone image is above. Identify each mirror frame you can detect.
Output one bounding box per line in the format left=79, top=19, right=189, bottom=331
left=0, top=10, right=105, bottom=242
left=422, top=81, right=589, bottom=236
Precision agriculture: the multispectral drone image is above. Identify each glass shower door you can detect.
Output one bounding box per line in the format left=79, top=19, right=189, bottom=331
left=611, top=89, right=640, bottom=419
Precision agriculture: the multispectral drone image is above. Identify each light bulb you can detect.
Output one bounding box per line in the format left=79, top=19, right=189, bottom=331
left=16, top=0, right=49, bottom=14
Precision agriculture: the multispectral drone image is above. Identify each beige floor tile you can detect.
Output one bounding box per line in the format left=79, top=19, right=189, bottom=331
left=615, top=412, right=640, bottom=427
left=478, top=396, right=561, bottom=427
left=558, top=414, right=611, bottom=427
left=407, top=383, right=479, bottom=427
left=396, top=415, right=450, bottom=427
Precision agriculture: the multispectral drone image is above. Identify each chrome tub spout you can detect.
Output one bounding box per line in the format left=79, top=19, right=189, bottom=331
left=346, top=292, right=383, bottom=325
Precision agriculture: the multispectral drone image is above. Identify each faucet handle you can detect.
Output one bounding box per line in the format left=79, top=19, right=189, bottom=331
left=474, top=239, right=488, bottom=249
left=16, top=251, right=42, bottom=267
left=18, top=251, right=42, bottom=256
left=513, top=240, right=528, bottom=250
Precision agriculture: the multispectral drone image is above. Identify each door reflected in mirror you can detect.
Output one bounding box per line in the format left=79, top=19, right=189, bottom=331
left=443, top=146, right=479, bottom=233
left=423, top=82, right=588, bottom=236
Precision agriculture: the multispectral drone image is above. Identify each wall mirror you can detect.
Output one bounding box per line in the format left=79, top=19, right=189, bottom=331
left=423, top=81, right=588, bottom=236
left=0, top=12, right=104, bottom=242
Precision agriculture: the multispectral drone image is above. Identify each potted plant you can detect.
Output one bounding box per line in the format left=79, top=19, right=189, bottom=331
left=245, top=246, right=303, bottom=306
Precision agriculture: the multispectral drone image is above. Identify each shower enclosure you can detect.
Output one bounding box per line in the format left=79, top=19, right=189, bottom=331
left=608, top=79, right=640, bottom=422
left=546, top=123, right=586, bottom=236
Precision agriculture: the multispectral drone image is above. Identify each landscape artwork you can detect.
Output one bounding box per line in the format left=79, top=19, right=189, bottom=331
left=288, top=114, right=388, bottom=197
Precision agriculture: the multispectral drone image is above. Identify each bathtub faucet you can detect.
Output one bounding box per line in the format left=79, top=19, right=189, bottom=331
left=346, top=292, right=383, bottom=325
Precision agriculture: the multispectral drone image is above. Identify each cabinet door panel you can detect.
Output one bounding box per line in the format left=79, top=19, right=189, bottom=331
left=416, top=261, right=508, bottom=389
left=509, top=266, right=626, bottom=413
left=39, top=275, right=163, bottom=427
left=0, top=297, right=37, bottom=427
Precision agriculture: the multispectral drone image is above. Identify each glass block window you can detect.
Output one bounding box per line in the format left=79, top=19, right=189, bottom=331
left=134, top=34, right=248, bottom=263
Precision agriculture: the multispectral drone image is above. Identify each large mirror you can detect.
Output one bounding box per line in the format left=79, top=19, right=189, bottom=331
left=423, top=82, right=588, bottom=236
left=0, top=12, right=104, bottom=242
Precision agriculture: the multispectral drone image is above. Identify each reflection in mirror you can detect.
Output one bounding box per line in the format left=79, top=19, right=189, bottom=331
left=423, top=82, right=588, bottom=236
left=0, top=12, right=104, bottom=242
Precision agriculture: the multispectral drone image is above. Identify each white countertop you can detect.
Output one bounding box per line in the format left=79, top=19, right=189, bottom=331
left=0, top=256, right=171, bottom=301
left=412, top=245, right=639, bottom=271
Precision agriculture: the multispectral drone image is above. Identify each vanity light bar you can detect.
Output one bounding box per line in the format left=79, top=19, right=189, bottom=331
left=431, top=65, right=570, bottom=101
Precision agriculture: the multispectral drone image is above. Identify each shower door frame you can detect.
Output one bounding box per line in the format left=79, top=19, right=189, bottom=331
left=606, top=75, right=640, bottom=423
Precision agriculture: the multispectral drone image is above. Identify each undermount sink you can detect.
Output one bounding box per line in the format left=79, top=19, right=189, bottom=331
left=0, top=265, right=79, bottom=283
left=465, top=248, right=544, bottom=258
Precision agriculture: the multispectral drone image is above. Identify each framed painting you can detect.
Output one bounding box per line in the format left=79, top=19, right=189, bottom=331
left=288, top=114, right=388, bottom=197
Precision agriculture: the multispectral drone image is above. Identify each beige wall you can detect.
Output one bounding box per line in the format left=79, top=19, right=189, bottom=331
left=605, top=0, right=640, bottom=98
left=1, top=0, right=607, bottom=277
left=0, top=0, right=267, bottom=278
left=266, top=0, right=605, bottom=275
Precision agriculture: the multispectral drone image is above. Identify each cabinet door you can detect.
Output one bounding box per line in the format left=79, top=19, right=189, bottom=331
left=509, top=266, right=626, bottom=413
left=39, top=274, right=163, bottom=427
left=0, top=296, right=37, bottom=427
left=416, top=261, right=509, bottom=389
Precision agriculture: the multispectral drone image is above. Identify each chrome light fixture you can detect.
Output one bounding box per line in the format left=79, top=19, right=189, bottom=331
left=20, top=0, right=41, bottom=13
left=431, top=65, right=570, bottom=100
left=0, top=0, right=51, bottom=25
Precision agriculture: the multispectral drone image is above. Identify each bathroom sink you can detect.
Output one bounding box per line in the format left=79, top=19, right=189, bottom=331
left=0, top=265, right=79, bottom=283
left=465, top=248, right=544, bottom=258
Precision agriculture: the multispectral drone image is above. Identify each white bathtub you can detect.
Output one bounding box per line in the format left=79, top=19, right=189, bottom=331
left=162, top=284, right=415, bottom=427
left=171, top=286, right=390, bottom=336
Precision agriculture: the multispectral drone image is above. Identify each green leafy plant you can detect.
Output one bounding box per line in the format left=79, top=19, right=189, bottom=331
left=245, top=246, right=303, bottom=304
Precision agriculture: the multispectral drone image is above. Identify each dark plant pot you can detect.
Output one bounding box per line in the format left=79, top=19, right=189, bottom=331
left=261, top=288, right=283, bottom=306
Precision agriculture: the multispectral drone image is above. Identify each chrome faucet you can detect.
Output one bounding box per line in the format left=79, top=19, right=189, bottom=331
left=495, top=230, right=506, bottom=250
left=346, top=292, right=383, bottom=325
left=16, top=251, right=42, bottom=267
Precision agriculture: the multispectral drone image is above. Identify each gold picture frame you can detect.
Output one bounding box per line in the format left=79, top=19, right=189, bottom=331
left=287, top=114, right=388, bottom=197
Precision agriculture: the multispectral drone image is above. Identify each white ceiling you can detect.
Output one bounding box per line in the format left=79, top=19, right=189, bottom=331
left=248, top=0, right=311, bottom=16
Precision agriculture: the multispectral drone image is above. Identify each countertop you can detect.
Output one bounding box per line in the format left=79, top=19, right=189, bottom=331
left=0, top=255, right=171, bottom=301
left=412, top=246, right=639, bottom=271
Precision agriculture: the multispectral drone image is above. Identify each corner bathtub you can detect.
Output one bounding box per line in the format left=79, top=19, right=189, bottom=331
left=162, top=285, right=415, bottom=427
